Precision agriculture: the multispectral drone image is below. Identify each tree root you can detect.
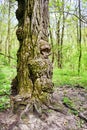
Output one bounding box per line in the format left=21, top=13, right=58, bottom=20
left=18, top=100, right=66, bottom=122
left=20, top=103, right=33, bottom=121
left=63, top=102, right=87, bottom=122
left=44, top=103, right=66, bottom=115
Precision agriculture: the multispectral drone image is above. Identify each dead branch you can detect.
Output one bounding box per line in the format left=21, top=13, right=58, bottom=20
left=44, top=103, right=66, bottom=115
left=50, top=11, right=87, bottom=24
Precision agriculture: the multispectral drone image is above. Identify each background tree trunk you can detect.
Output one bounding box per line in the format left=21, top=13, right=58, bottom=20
left=11, top=0, right=53, bottom=114
left=4, top=0, right=11, bottom=64
left=60, top=0, right=65, bottom=69
left=78, top=0, right=82, bottom=75
left=8, top=0, right=11, bottom=64
left=56, top=0, right=65, bottom=69
left=57, top=20, right=61, bottom=68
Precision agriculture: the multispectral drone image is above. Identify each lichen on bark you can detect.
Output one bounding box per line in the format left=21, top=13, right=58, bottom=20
left=11, top=0, right=53, bottom=115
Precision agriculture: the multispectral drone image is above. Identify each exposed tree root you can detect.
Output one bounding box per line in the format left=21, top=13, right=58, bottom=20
left=16, top=100, right=66, bottom=122
left=63, top=102, right=87, bottom=122
left=44, top=103, right=66, bottom=115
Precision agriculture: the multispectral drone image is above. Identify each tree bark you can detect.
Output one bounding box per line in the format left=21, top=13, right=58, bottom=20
left=11, top=0, right=53, bottom=115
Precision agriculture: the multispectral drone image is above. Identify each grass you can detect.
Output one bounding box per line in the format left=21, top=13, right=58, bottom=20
left=0, top=60, right=16, bottom=110
left=53, top=67, right=87, bottom=89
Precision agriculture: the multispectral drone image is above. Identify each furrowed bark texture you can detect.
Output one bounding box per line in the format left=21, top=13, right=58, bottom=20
left=11, top=0, right=53, bottom=113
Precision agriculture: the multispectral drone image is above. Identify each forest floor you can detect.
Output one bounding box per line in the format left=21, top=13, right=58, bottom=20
left=0, top=85, right=87, bottom=130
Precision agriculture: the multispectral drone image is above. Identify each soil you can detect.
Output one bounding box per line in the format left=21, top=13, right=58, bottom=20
left=0, top=85, right=87, bottom=130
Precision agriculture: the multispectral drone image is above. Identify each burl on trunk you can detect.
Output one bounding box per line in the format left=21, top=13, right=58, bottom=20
left=11, top=0, right=53, bottom=115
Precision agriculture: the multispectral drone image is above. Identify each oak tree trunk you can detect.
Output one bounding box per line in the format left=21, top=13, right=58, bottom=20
left=11, top=0, right=53, bottom=115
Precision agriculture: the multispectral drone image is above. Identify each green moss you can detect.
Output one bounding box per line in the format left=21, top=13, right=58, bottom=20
left=39, top=92, right=49, bottom=103
left=19, top=78, right=33, bottom=96
left=28, top=58, right=48, bottom=77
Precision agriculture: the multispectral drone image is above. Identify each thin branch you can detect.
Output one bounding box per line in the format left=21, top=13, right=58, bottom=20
left=50, top=11, right=87, bottom=24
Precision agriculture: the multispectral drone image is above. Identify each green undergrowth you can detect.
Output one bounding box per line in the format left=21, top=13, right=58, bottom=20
left=63, top=96, right=78, bottom=115
left=0, top=59, right=16, bottom=111
left=53, top=67, right=87, bottom=89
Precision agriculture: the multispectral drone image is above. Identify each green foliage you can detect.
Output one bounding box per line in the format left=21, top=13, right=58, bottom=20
left=0, top=56, right=16, bottom=111
left=0, top=96, right=10, bottom=110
